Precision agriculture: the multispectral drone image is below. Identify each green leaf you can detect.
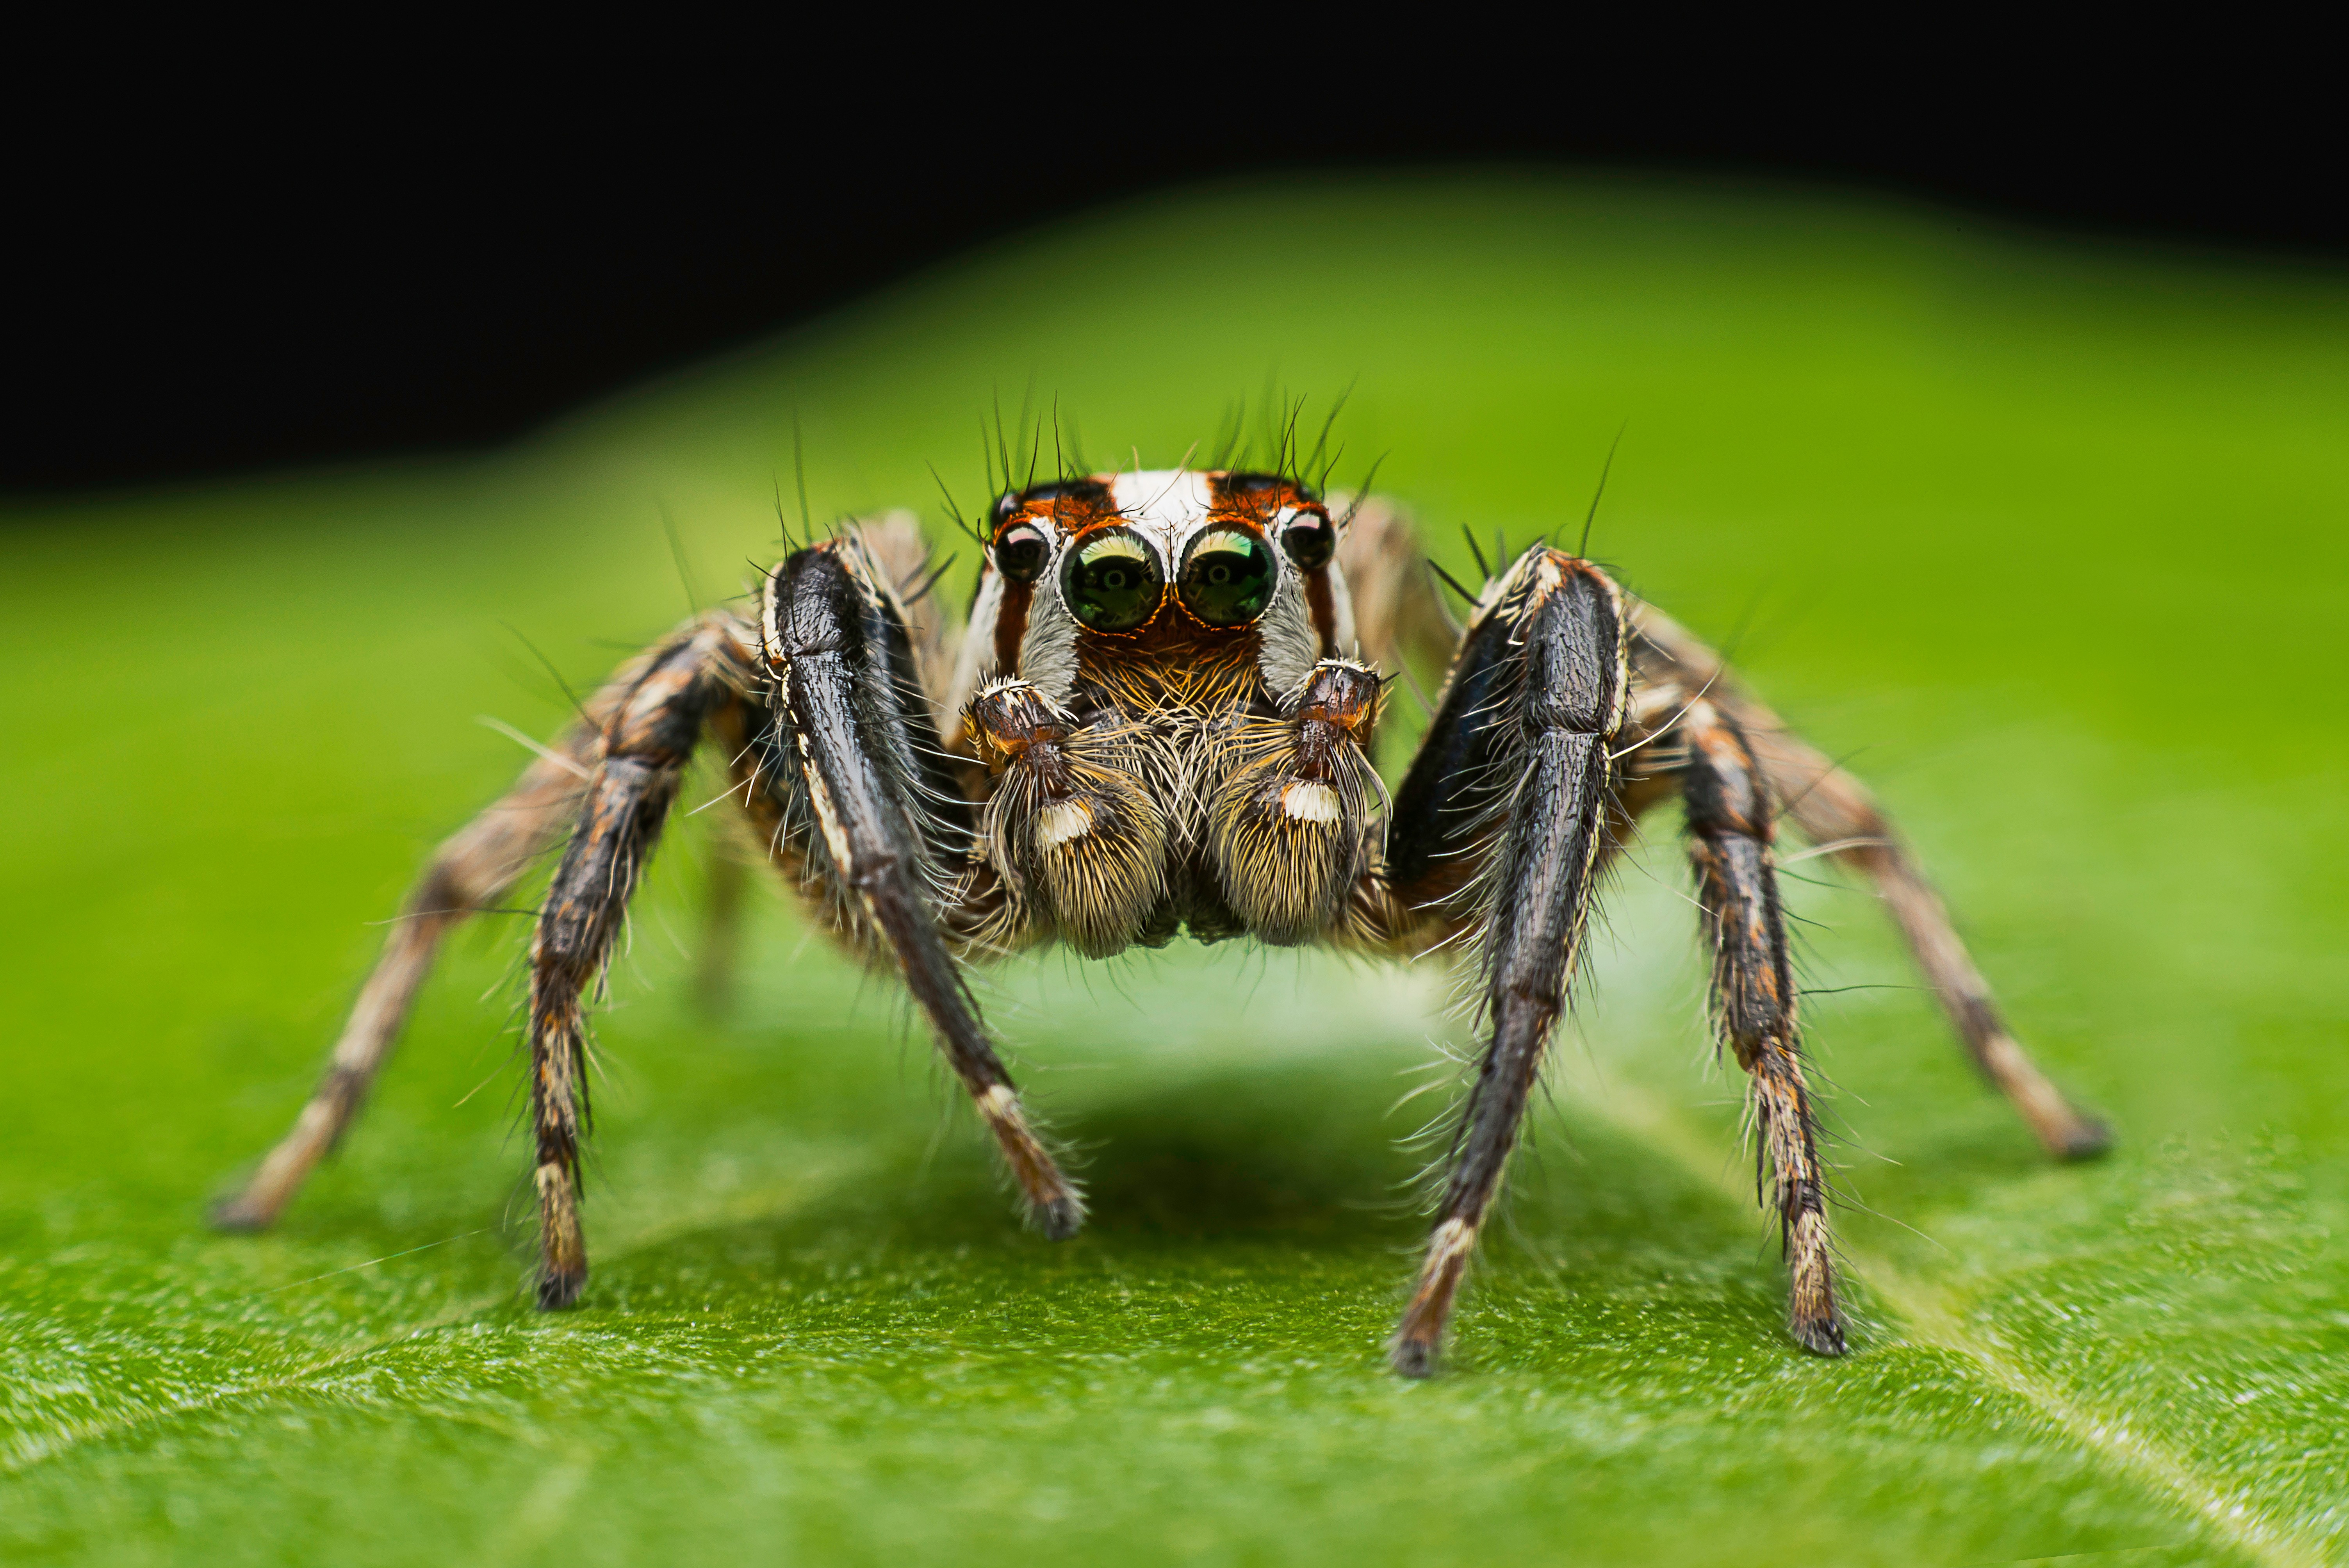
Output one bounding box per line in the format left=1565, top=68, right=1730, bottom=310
left=4, top=176, right=2345, bottom=1567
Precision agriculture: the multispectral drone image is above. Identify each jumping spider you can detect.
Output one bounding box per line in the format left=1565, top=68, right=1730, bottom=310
left=216, top=468, right=2107, bottom=1374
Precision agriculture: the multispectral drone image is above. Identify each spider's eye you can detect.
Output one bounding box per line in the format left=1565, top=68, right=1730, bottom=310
left=1059, top=527, right=1164, bottom=632
left=993, top=522, right=1050, bottom=584
left=1278, top=510, right=1335, bottom=572
left=1177, top=526, right=1275, bottom=626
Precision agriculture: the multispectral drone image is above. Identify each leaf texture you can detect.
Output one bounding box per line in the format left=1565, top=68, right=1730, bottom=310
left=3, top=176, right=2345, bottom=1567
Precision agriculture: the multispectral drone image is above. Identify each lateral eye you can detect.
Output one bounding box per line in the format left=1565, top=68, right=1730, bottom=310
left=1278, top=510, right=1335, bottom=571
left=1178, top=526, right=1276, bottom=626
left=1059, top=528, right=1164, bottom=632
left=994, top=522, right=1050, bottom=584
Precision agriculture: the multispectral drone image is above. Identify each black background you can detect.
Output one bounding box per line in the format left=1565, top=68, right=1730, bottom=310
left=10, top=69, right=2341, bottom=494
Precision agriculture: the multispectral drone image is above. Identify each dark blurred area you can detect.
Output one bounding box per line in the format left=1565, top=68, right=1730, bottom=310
left=9, top=83, right=2342, bottom=494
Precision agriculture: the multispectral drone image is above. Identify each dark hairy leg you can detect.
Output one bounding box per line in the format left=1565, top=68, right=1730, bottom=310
left=688, top=513, right=955, bottom=1008
left=759, top=541, right=1082, bottom=1237
left=522, top=618, right=752, bottom=1304
left=1383, top=547, right=1629, bottom=1376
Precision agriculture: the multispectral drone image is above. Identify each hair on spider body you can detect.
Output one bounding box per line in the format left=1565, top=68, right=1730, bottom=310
left=217, top=460, right=2108, bottom=1377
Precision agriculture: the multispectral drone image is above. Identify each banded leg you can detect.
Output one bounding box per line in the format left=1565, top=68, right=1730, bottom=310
left=1682, top=700, right=1844, bottom=1353
left=1385, top=547, right=1629, bottom=1376
left=1629, top=606, right=2108, bottom=1158
left=212, top=657, right=642, bottom=1231
left=759, top=542, right=1083, bottom=1237
left=527, top=618, right=751, bottom=1305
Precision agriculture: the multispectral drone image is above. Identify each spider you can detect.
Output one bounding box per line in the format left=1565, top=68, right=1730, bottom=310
left=215, top=465, right=2107, bottom=1375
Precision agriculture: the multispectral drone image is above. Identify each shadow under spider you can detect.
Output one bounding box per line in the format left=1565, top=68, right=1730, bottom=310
left=601, top=1053, right=1784, bottom=1300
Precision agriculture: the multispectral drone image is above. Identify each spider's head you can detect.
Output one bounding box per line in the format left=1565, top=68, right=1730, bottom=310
left=984, top=470, right=1336, bottom=644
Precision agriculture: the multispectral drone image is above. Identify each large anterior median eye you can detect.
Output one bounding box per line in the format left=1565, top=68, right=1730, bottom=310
left=1059, top=528, right=1164, bottom=631
left=1177, top=526, right=1275, bottom=626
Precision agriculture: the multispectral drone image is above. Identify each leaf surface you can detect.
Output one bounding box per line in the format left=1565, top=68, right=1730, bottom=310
left=4, top=176, right=2346, bottom=1567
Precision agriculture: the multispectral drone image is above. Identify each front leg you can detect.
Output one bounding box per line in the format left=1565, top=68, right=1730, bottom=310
left=1384, top=548, right=1629, bottom=1376
left=760, top=543, right=1084, bottom=1237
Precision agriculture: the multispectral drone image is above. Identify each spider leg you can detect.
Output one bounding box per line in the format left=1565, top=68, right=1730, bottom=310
left=210, top=641, right=657, bottom=1231
left=520, top=617, right=754, bottom=1305
left=1628, top=605, right=2108, bottom=1158
left=1383, top=547, right=1629, bottom=1376
left=1681, top=699, right=1845, bottom=1353
left=757, top=542, right=1083, bottom=1238
left=692, top=511, right=960, bottom=1006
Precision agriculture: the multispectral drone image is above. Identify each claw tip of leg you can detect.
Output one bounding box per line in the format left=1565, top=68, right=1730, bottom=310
left=2053, top=1118, right=2114, bottom=1162
left=207, top=1196, right=273, bottom=1234
left=1388, top=1336, right=1439, bottom=1379
left=1791, top=1315, right=1849, bottom=1356
left=1035, top=1196, right=1085, bottom=1241
left=535, top=1267, right=587, bottom=1311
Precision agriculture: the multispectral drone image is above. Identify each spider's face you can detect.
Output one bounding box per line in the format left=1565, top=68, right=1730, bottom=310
left=962, top=469, right=1351, bottom=708
left=988, top=467, right=1335, bottom=624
